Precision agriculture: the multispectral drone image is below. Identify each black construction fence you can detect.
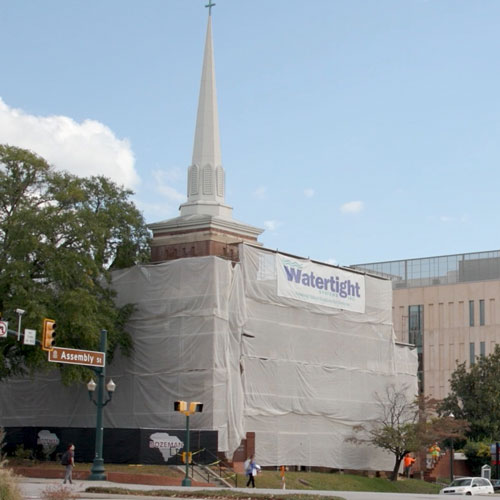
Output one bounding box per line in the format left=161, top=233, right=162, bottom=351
left=3, top=427, right=218, bottom=465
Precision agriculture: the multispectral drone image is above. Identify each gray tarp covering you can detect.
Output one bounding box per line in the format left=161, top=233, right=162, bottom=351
left=0, top=243, right=417, bottom=470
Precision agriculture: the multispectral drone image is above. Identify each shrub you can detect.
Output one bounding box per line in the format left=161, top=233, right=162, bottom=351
left=14, top=444, right=33, bottom=460
left=0, top=468, right=23, bottom=500
left=463, top=440, right=491, bottom=476
left=40, top=485, right=78, bottom=500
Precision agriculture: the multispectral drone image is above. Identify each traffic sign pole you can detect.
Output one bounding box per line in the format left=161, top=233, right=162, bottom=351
left=89, top=329, right=108, bottom=481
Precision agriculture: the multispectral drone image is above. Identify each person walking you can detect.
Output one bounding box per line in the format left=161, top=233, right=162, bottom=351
left=245, top=454, right=257, bottom=488
left=62, top=443, right=75, bottom=484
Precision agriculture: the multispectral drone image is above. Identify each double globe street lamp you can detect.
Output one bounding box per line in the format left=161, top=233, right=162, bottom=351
left=86, top=329, right=117, bottom=480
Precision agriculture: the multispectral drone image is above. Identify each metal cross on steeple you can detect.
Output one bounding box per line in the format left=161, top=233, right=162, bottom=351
left=205, top=1, right=216, bottom=15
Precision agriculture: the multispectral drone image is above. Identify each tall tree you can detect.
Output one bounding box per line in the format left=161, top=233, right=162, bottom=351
left=347, top=385, right=421, bottom=481
left=347, top=384, right=467, bottom=481
left=0, top=144, right=151, bottom=382
left=439, top=344, right=500, bottom=441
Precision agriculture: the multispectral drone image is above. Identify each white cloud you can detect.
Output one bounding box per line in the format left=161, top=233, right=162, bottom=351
left=154, top=165, right=184, bottom=184
left=253, top=185, right=267, bottom=199
left=152, top=169, right=185, bottom=202
left=439, top=214, right=470, bottom=224
left=135, top=199, right=177, bottom=222
left=0, top=97, right=139, bottom=188
left=440, top=215, right=454, bottom=223
left=340, top=200, right=364, bottom=214
left=304, top=188, right=315, bottom=198
left=264, top=220, right=282, bottom=231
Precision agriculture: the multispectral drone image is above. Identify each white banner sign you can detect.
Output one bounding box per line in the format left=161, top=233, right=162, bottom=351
left=276, top=254, right=365, bottom=313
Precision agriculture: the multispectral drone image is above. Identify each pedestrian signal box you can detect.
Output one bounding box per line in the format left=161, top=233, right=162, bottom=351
left=42, top=318, right=56, bottom=351
left=181, top=451, right=192, bottom=464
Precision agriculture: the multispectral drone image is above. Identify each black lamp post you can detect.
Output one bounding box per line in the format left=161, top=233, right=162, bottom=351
left=449, top=412, right=455, bottom=483
left=87, top=329, right=117, bottom=480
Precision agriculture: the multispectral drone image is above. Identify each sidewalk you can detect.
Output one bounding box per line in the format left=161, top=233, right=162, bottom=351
left=19, top=477, right=222, bottom=499
left=17, top=477, right=452, bottom=500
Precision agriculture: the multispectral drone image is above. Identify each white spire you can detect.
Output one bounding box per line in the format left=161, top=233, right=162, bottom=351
left=180, top=12, right=232, bottom=219
left=192, top=15, right=221, bottom=169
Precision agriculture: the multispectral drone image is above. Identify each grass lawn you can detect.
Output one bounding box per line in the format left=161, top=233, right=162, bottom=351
left=235, top=470, right=441, bottom=493
left=10, top=460, right=443, bottom=496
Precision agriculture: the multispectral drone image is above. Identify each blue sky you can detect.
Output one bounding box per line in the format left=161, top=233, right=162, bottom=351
left=1, top=0, right=499, bottom=266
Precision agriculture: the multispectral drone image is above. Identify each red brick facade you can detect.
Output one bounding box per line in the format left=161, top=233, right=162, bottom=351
left=150, top=229, right=260, bottom=263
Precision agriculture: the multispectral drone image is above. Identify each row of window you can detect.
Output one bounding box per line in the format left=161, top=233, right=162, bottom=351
left=406, top=299, right=488, bottom=335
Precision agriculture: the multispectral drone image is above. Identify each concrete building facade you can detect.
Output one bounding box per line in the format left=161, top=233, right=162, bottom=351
left=353, top=250, right=500, bottom=400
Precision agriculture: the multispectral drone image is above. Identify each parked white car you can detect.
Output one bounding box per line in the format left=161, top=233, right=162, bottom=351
left=439, top=477, right=494, bottom=495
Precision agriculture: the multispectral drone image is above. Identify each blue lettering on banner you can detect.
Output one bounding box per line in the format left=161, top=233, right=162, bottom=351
left=283, top=265, right=361, bottom=299
left=276, top=255, right=366, bottom=313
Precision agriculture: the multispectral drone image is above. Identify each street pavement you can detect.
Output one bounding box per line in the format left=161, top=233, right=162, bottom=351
left=18, top=477, right=498, bottom=500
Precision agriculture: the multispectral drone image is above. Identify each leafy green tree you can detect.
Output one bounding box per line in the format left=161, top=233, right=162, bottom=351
left=439, top=345, right=500, bottom=441
left=463, top=440, right=492, bottom=476
left=0, top=144, right=151, bottom=382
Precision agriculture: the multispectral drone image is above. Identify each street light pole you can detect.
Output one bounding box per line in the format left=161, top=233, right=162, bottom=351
left=182, top=413, right=191, bottom=487
left=89, top=329, right=108, bottom=481
left=174, top=400, right=203, bottom=487
left=449, top=412, right=455, bottom=483
left=450, top=437, right=454, bottom=483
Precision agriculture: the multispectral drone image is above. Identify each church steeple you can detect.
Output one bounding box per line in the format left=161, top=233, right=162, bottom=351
left=148, top=4, right=263, bottom=263
left=180, top=6, right=232, bottom=219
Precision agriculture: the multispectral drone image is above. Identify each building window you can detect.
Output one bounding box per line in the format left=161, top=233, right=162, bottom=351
left=480, top=299, right=485, bottom=326
left=480, top=341, right=486, bottom=357
left=409, top=305, right=423, bottom=347
left=409, top=305, right=424, bottom=393
left=470, top=342, right=475, bottom=365
left=469, top=300, right=475, bottom=327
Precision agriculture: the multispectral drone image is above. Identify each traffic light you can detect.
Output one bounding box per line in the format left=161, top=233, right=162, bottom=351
left=188, top=402, right=203, bottom=414
left=174, top=400, right=187, bottom=412
left=181, top=451, right=192, bottom=463
left=174, top=400, right=203, bottom=415
left=42, top=318, right=56, bottom=351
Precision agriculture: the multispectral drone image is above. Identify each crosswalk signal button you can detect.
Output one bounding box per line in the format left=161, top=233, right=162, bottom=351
left=42, top=318, right=56, bottom=351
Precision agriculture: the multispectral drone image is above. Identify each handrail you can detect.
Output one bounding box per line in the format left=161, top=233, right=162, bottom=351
left=173, top=446, right=238, bottom=487
left=193, top=447, right=238, bottom=487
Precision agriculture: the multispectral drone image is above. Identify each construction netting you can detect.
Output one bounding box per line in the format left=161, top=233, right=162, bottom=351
left=0, top=243, right=417, bottom=470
